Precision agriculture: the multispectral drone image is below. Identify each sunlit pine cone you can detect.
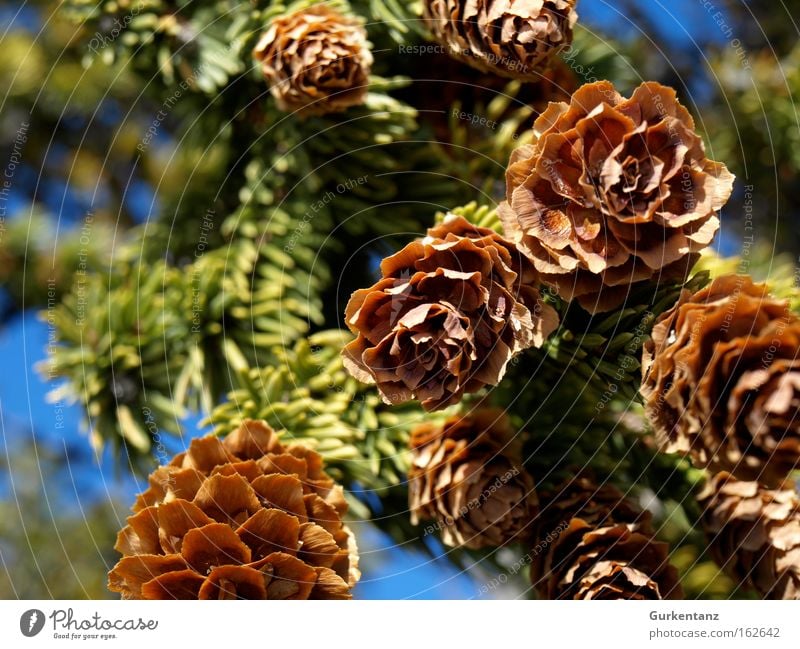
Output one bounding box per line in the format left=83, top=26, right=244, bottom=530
left=342, top=214, right=559, bottom=411
left=531, top=475, right=682, bottom=599
left=108, top=420, right=359, bottom=599
left=408, top=409, right=538, bottom=549
left=254, top=5, right=372, bottom=115
left=699, top=472, right=800, bottom=599
left=641, top=275, right=800, bottom=484
left=499, top=81, right=734, bottom=313
left=423, top=0, right=578, bottom=80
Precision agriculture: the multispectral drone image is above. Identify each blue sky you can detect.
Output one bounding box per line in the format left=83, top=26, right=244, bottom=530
left=579, top=0, right=732, bottom=44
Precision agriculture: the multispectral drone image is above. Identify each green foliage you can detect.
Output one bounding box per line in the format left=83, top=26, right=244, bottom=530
left=426, top=79, right=537, bottom=201
left=704, top=39, right=800, bottom=252
left=540, top=270, right=711, bottom=402
left=352, top=0, right=425, bottom=45
left=566, top=24, right=640, bottom=93
left=40, top=230, right=333, bottom=465
left=435, top=201, right=503, bottom=232
left=205, top=329, right=426, bottom=490
left=41, top=261, right=187, bottom=467
left=66, top=0, right=254, bottom=94
left=697, top=247, right=800, bottom=313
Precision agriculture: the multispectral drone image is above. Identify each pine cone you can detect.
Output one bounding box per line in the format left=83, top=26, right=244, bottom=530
left=531, top=476, right=682, bottom=599
left=408, top=409, right=538, bottom=549
left=641, top=275, right=800, bottom=484
left=342, top=214, right=559, bottom=411
left=108, top=420, right=359, bottom=599
left=699, top=472, right=800, bottom=599
left=423, top=0, right=578, bottom=80
left=253, top=5, right=372, bottom=115
left=499, top=81, right=734, bottom=313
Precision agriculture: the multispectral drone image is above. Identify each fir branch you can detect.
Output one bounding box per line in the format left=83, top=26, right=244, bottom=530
left=205, top=329, right=426, bottom=490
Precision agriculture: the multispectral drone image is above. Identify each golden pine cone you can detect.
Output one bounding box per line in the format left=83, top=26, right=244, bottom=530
left=499, top=81, right=734, bottom=313
left=408, top=409, right=538, bottom=549
left=342, top=214, right=559, bottom=411
left=253, top=5, right=372, bottom=116
left=531, top=476, right=682, bottom=599
left=423, top=0, right=578, bottom=80
left=108, top=420, right=359, bottom=599
left=641, top=275, right=800, bottom=484
left=699, top=472, right=800, bottom=599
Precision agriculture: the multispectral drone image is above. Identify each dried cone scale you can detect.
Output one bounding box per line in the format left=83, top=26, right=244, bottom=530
left=254, top=5, right=372, bottom=115
left=641, top=275, right=800, bottom=484
left=531, top=476, right=683, bottom=599
left=108, top=420, right=359, bottom=599
left=408, top=409, right=538, bottom=549
left=423, top=0, right=578, bottom=80
left=499, top=81, right=734, bottom=313
left=699, top=472, right=800, bottom=599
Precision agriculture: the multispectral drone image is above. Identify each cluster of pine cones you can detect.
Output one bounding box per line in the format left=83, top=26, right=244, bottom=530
left=108, top=0, right=799, bottom=600
left=642, top=277, right=800, bottom=599
left=253, top=1, right=578, bottom=116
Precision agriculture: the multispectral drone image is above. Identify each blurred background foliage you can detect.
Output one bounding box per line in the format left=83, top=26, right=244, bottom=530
left=1, top=0, right=799, bottom=599
left=0, top=441, right=123, bottom=599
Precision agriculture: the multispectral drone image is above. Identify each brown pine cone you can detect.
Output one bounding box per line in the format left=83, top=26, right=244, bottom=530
left=108, top=420, right=359, bottom=599
left=699, top=472, right=800, bottom=599
left=423, top=0, right=578, bottom=80
left=641, top=275, right=800, bottom=484
left=408, top=409, right=538, bottom=549
left=533, top=521, right=683, bottom=599
left=342, top=214, right=559, bottom=411
left=531, top=476, right=682, bottom=599
left=499, top=81, right=734, bottom=313
left=253, top=5, right=372, bottom=115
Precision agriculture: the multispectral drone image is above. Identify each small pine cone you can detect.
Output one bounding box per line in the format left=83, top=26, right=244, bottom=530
left=531, top=476, right=682, bottom=599
left=499, top=81, right=734, bottom=313
left=641, top=275, right=800, bottom=484
left=342, top=214, right=559, bottom=411
left=533, top=522, right=683, bottom=599
left=254, top=5, right=372, bottom=115
left=408, top=409, right=538, bottom=549
left=699, top=472, right=800, bottom=599
left=423, top=0, right=578, bottom=80
left=108, top=420, right=359, bottom=599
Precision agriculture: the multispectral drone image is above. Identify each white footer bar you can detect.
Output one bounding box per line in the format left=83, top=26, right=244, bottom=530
left=0, top=600, right=797, bottom=647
